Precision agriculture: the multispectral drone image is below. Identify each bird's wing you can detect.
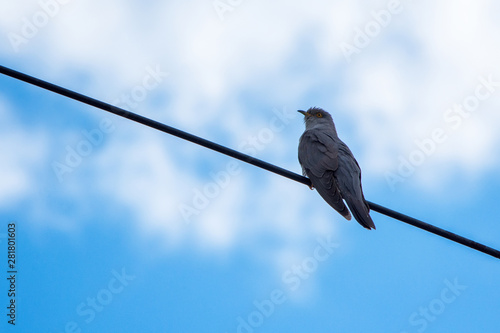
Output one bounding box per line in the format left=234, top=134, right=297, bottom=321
left=335, top=143, right=376, bottom=230
left=298, top=131, right=351, bottom=220
left=299, top=131, right=338, bottom=176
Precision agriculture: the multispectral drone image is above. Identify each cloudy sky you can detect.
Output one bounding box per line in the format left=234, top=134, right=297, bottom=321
left=1, top=0, right=500, bottom=332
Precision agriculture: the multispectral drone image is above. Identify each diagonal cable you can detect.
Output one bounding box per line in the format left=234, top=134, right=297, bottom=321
left=1, top=64, right=499, bottom=260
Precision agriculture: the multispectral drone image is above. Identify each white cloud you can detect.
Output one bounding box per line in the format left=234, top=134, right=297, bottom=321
left=3, top=0, right=500, bottom=259
left=338, top=0, right=500, bottom=192
left=92, top=131, right=190, bottom=248
left=0, top=98, right=49, bottom=208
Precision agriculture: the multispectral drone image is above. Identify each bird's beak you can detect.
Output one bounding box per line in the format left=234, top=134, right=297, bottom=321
left=298, top=110, right=310, bottom=117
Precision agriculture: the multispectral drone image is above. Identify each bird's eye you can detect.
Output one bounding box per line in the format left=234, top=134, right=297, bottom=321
left=316, top=113, right=323, bottom=118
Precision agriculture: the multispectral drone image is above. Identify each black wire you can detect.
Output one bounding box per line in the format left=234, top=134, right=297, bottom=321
left=1, top=64, right=499, bottom=260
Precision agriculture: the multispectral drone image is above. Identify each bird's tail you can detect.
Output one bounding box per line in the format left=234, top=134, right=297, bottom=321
left=345, top=196, right=376, bottom=230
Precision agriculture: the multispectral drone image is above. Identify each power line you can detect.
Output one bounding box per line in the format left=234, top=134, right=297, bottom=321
left=1, top=64, right=499, bottom=260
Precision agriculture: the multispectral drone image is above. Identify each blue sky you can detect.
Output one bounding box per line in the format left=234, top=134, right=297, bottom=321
left=1, top=0, right=500, bottom=332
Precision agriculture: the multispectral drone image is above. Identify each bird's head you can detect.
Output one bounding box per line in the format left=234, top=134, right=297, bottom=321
left=298, top=107, right=335, bottom=129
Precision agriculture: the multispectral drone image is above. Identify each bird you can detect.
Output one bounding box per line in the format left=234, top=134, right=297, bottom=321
left=298, top=107, right=375, bottom=230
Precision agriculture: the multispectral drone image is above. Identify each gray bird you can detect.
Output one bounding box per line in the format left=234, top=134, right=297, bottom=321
left=298, top=107, right=375, bottom=230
